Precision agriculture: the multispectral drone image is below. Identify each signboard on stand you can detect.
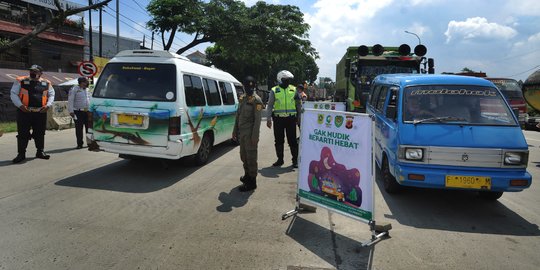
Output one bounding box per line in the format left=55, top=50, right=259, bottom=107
left=297, top=108, right=373, bottom=223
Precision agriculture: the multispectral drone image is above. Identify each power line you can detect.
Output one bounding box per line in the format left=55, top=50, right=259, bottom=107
left=505, top=65, right=540, bottom=78
left=102, top=4, right=197, bottom=55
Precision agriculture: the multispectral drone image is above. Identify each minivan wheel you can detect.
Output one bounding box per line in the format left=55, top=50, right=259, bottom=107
left=478, top=191, right=503, bottom=200
left=194, top=134, right=212, bottom=165
left=382, top=157, right=401, bottom=193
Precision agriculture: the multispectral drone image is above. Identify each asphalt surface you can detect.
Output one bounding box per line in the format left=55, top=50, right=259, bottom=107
left=0, top=124, right=539, bottom=270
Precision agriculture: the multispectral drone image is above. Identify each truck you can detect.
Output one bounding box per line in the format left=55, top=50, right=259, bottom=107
left=335, top=44, right=435, bottom=112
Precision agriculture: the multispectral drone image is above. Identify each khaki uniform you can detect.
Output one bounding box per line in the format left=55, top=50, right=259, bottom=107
left=233, top=93, right=263, bottom=179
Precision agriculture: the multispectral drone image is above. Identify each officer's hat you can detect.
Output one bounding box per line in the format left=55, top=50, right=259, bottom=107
left=29, top=65, right=43, bottom=72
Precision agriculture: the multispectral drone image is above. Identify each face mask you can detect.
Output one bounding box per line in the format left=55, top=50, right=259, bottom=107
left=245, top=88, right=254, bottom=95
left=280, top=79, right=290, bottom=88
left=29, top=73, right=37, bottom=79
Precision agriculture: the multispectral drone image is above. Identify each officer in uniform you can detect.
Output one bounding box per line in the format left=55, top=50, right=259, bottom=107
left=68, top=77, right=90, bottom=149
left=233, top=76, right=263, bottom=192
left=266, top=70, right=299, bottom=168
left=10, top=64, right=55, bottom=163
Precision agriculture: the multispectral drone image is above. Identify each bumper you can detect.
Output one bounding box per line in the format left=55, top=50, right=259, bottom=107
left=394, top=163, right=532, bottom=192
left=86, top=134, right=183, bottom=160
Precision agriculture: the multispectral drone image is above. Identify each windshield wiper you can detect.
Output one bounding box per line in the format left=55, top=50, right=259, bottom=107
left=413, top=116, right=468, bottom=125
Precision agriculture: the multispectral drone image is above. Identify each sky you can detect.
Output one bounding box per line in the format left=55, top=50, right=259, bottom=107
left=72, top=0, right=540, bottom=83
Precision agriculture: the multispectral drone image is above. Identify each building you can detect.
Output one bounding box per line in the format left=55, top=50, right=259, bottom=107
left=0, top=0, right=86, bottom=73
left=186, top=50, right=208, bottom=65
left=84, top=29, right=142, bottom=59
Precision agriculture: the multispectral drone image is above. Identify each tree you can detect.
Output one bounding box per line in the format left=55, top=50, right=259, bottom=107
left=147, top=0, right=247, bottom=54
left=0, top=0, right=112, bottom=54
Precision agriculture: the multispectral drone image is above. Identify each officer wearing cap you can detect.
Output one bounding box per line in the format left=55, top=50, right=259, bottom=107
left=232, top=76, right=263, bottom=192
left=10, top=64, right=55, bottom=163
left=68, top=77, right=91, bottom=149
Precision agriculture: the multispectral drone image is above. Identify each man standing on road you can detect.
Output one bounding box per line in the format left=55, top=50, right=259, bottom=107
left=68, top=77, right=91, bottom=149
left=266, top=70, right=299, bottom=168
left=10, top=64, right=55, bottom=163
left=233, top=76, right=263, bottom=192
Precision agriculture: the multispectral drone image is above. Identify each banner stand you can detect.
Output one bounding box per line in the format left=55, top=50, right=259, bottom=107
left=281, top=108, right=391, bottom=248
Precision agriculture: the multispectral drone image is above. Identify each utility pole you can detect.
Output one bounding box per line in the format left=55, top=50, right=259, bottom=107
left=99, top=6, right=103, bottom=57
left=116, top=0, right=120, bottom=53
left=151, top=32, right=154, bottom=50
left=88, top=0, right=93, bottom=61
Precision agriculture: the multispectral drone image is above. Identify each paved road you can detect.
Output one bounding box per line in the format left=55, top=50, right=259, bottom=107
left=0, top=126, right=539, bottom=270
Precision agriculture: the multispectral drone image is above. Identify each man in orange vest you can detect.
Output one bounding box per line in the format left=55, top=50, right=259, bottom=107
left=10, top=65, right=55, bottom=163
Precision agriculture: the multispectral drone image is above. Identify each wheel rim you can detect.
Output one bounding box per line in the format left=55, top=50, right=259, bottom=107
left=199, top=137, right=211, bottom=161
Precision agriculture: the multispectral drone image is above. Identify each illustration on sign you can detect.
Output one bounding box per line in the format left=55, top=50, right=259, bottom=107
left=307, top=146, right=362, bottom=206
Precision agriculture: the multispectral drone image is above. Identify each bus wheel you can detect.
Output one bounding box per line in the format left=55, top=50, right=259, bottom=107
left=478, top=191, right=503, bottom=200
left=382, top=157, right=401, bottom=193
left=194, top=134, right=213, bottom=166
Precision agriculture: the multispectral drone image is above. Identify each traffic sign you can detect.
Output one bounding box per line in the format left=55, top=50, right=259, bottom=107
left=78, top=61, right=98, bottom=77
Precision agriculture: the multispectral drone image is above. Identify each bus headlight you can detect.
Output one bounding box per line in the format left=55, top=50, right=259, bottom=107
left=405, top=148, right=424, bottom=161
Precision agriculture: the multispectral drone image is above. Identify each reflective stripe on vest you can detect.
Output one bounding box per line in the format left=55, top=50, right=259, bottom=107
left=16, top=76, right=49, bottom=107
left=272, top=85, right=297, bottom=117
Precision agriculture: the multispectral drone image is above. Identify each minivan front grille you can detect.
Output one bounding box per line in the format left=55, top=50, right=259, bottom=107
left=398, top=146, right=527, bottom=168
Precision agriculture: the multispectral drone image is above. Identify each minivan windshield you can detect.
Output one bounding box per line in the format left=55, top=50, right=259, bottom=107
left=403, top=85, right=517, bottom=126
left=486, top=78, right=523, bottom=99
left=93, top=63, right=176, bottom=101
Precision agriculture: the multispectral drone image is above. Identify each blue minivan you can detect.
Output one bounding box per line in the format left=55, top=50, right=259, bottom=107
left=368, top=74, right=531, bottom=200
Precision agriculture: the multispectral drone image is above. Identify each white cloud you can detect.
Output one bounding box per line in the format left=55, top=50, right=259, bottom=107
left=444, top=17, right=518, bottom=43
left=504, top=0, right=540, bottom=16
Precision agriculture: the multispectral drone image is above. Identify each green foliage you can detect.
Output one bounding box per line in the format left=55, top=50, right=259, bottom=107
left=0, top=121, right=17, bottom=134
left=147, top=0, right=319, bottom=83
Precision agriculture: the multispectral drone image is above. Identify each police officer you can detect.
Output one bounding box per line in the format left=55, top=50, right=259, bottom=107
left=266, top=70, right=299, bottom=168
left=233, top=76, right=263, bottom=192
left=10, top=65, right=55, bottom=163
left=68, top=77, right=90, bottom=149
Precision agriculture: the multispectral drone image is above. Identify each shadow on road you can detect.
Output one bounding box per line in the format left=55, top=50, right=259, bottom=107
left=375, top=177, right=540, bottom=236
left=55, top=143, right=236, bottom=193
left=216, top=186, right=254, bottom=212
left=286, top=215, right=371, bottom=270
left=258, top=165, right=295, bottom=179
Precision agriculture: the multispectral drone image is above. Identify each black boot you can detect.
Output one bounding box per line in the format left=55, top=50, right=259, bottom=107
left=239, top=176, right=257, bottom=192
left=12, top=153, right=26, bottom=163
left=36, top=151, right=50, bottom=160
left=240, top=174, right=248, bottom=183
left=272, top=159, right=284, bottom=167
left=292, top=159, right=298, bottom=168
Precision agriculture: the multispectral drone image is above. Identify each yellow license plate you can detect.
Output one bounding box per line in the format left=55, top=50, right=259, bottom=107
left=445, top=175, right=491, bottom=190
left=118, top=114, right=144, bottom=126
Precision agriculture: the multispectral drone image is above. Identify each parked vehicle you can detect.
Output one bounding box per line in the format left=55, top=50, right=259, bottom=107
left=86, top=50, right=242, bottom=165
left=335, top=43, right=434, bottom=112
left=484, top=78, right=527, bottom=125
left=368, top=74, right=531, bottom=200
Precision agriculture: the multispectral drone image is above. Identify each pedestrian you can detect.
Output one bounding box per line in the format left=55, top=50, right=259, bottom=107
left=295, top=84, right=307, bottom=128
left=266, top=70, right=299, bottom=168
left=232, top=76, right=263, bottom=192
left=68, top=77, right=91, bottom=149
left=10, top=64, right=55, bottom=163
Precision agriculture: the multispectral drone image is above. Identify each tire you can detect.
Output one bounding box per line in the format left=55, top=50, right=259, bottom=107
left=194, top=134, right=212, bottom=166
left=382, top=157, right=401, bottom=193
left=478, top=191, right=503, bottom=200
left=119, top=154, right=139, bottom=160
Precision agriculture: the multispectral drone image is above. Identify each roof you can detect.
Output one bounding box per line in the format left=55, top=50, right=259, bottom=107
left=0, top=68, right=79, bottom=84
left=0, top=20, right=86, bottom=46
left=374, top=74, right=495, bottom=87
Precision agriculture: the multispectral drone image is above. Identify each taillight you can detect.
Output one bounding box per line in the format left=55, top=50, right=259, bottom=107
left=169, top=116, right=181, bottom=135
left=87, top=111, right=93, bottom=129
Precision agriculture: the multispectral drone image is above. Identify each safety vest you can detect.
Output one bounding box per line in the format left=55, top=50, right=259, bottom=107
left=16, top=76, right=50, bottom=107
left=272, top=85, right=297, bottom=117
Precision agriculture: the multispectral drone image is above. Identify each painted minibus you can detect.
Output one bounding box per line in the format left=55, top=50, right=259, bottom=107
left=86, top=50, right=242, bottom=165
left=368, top=74, right=531, bottom=200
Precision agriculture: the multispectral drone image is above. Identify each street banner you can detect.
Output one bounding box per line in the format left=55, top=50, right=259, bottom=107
left=303, top=101, right=346, bottom=111
left=298, top=108, right=373, bottom=223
